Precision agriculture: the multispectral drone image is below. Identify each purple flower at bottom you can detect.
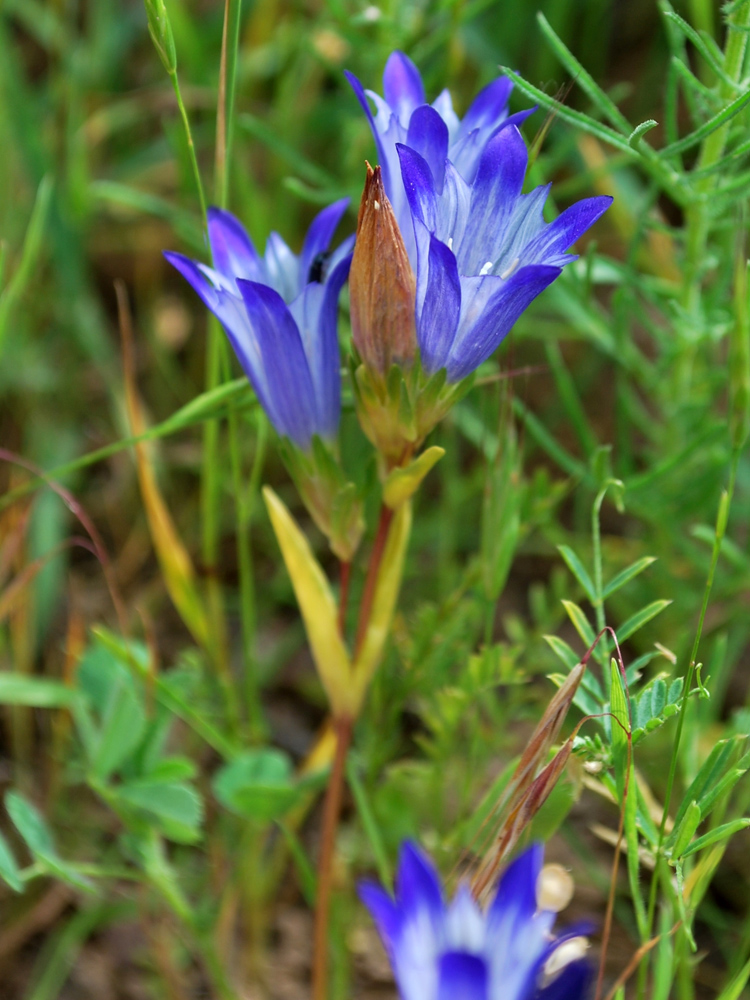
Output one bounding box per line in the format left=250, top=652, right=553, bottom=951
left=360, top=843, right=591, bottom=1000
left=164, top=200, right=353, bottom=450
left=397, top=126, right=613, bottom=382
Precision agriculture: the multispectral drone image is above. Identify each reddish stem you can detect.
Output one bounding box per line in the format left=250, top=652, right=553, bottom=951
left=338, top=560, right=351, bottom=639
left=353, top=505, right=394, bottom=659
left=311, top=716, right=353, bottom=1000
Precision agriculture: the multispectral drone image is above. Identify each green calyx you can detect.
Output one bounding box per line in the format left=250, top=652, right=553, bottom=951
left=278, top=436, right=365, bottom=563
left=350, top=354, right=473, bottom=469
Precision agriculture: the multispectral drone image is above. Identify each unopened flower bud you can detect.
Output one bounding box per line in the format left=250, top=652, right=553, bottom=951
left=350, top=163, right=417, bottom=378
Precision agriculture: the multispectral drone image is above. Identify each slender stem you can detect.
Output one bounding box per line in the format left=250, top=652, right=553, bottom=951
left=167, top=70, right=207, bottom=225
left=353, top=505, right=394, bottom=658
left=312, top=716, right=353, bottom=1000
left=338, top=560, right=351, bottom=638
left=681, top=2, right=750, bottom=311
left=594, top=757, right=628, bottom=1000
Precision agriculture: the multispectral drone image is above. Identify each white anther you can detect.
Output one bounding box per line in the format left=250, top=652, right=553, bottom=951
left=500, top=257, right=521, bottom=280
left=478, top=260, right=494, bottom=276
left=542, top=938, right=590, bottom=982
left=446, top=236, right=453, bottom=250
left=373, top=199, right=381, bottom=210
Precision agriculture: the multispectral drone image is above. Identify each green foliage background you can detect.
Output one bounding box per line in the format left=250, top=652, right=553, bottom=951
left=0, top=0, right=749, bottom=997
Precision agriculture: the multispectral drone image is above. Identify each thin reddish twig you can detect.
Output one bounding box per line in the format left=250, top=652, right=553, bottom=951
left=311, top=716, right=353, bottom=1000
left=353, top=504, right=393, bottom=659
left=338, top=560, right=351, bottom=639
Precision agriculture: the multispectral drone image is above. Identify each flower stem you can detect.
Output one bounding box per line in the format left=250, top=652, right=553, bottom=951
left=312, top=715, right=353, bottom=1000
left=354, top=504, right=394, bottom=658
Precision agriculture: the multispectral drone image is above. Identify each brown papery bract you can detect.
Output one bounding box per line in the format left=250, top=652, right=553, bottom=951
left=350, top=163, right=417, bottom=378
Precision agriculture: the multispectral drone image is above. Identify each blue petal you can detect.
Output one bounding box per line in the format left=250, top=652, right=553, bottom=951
left=522, top=195, right=613, bottom=266
left=289, top=253, right=351, bottom=439
left=538, top=960, right=593, bottom=1000
left=383, top=51, right=425, bottom=123
left=397, top=143, right=438, bottom=232
left=406, top=106, right=450, bottom=193
left=489, top=844, right=543, bottom=927
left=459, top=125, right=528, bottom=275
left=207, top=207, right=264, bottom=283
left=298, top=198, right=350, bottom=291
left=447, top=264, right=560, bottom=381
left=236, top=280, right=318, bottom=447
left=165, top=252, right=283, bottom=428
left=264, top=232, right=299, bottom=303
left=437, top=952, right=488, bottom=1000
left=416, top=227, right=461, bottom=375
left=164, top=251, right=218, bottom=307
left=396, top=842, right=444, bottom=919
left=344, top=69, right=398, bottom=187
left=450, top=111, right=534, bottom=185
left=459, top=77, right=513, bottom=138
left=359, top=882, right=403, bottom=953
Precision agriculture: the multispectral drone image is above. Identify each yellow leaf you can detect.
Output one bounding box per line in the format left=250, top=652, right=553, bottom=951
left=263, top=487, right=355, bottom=716
left=382, top=446, right=445, bottom=509
left=351, top=501, right=412, bottom=711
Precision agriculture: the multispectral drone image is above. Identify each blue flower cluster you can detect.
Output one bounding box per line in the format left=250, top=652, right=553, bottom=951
left=166, top=51, right=610, bottom=449
left=360, top=842, right=591, bottom=1000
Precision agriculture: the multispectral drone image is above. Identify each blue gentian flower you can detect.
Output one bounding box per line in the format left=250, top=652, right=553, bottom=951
left=360, top=842, right=591, bottom=1000
left=345, top=51, right=533, bottom=256
left=165, top=200, right=353, bottom=449
left=396, top=127, right=613, bottom=381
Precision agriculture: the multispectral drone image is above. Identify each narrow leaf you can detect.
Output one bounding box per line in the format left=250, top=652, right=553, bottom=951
left=602, top=556, right=657, bottom=599
left=561, top=600, right=597, bottom=647
left=263, top=487, right=353, bottom=716
left=616, top=600, right=672, bottom=643
left=682, top=819, right=750, bottom=858
left=557, top=546, right=597, bottom=602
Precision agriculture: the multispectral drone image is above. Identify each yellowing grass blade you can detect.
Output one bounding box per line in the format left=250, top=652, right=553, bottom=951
left=116, top=282, right=210, bottom=651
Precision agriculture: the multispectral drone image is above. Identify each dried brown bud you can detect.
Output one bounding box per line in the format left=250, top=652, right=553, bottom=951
left=349, top=163, right=417, bottom=377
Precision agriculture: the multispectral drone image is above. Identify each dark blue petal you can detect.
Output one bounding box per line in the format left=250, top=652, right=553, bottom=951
left=396, top=841, right=444, bottom=919
left=459, top=77, right=513, bottom=137
left=207, top=207, right=264, bottom=282
left=383, top=51, right=425, bottom=122
left=489, top=843, right=543, bottom=927
left=459, top=125, right=529, bottom=275
left=345, top=69, right=394, bottom=188
left=299, top=198, right=350, bottom=292
left=358, top=882, right=403, bottom=953
left=417, top=229, right=461, bottom=375
left=236, top=279, right=318, bottom=448
left=406, top=106, right=450, bottom=193
left=397, top=143, right=438, bottom=231
left=298, top=253, right=350, bottom=438
left=447, top=264, right=560, bottom=381
left=537, top=960, right=593, bottom=1000
left=164, top=251, right=219, bottom=308
left=165, top=252, right=286, bottom=430
left=522, top=196, right=613, bottom=265
left=437, top=952, right=489, bottom=1000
